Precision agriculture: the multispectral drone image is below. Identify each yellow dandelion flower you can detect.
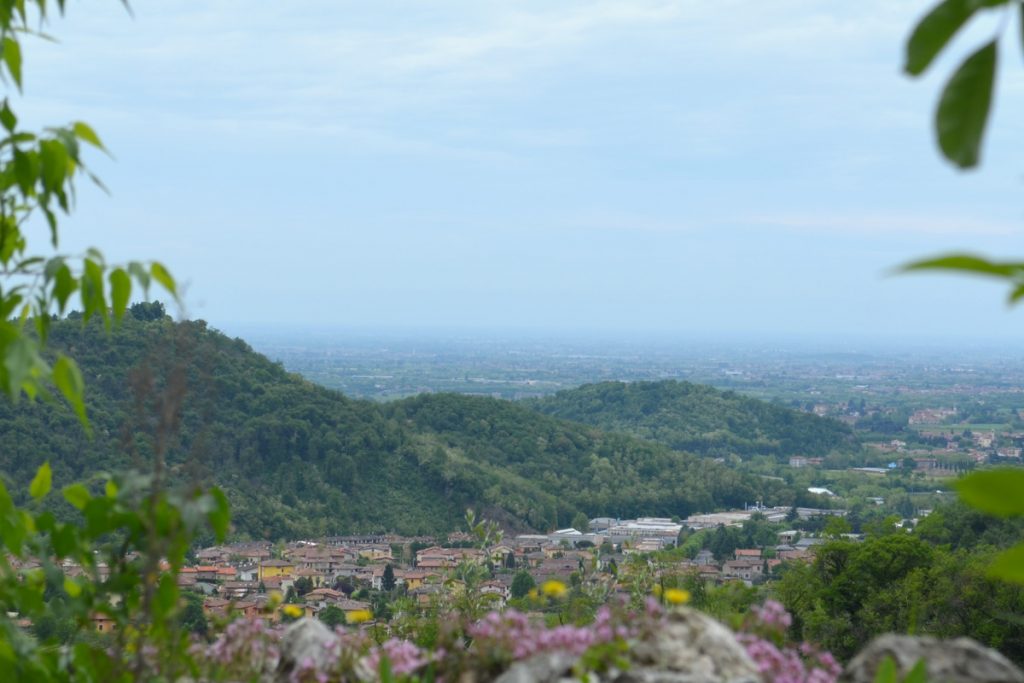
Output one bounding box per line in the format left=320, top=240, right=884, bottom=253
left=652, top=585, right=663, bottom=597
left=541, top=580, right=567, bottom=598
left=664, top=588, right=691, bottom=605
left=346, top=609, right=373, bottom=624
left=282, top=604, right=304, bottom=618
left=267, top=590, right=283, bottom=608
left=527, top=588, right=539, bottom=600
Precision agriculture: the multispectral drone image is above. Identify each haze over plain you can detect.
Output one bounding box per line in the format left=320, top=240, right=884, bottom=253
left=17, top=1, right=1024, bottom=341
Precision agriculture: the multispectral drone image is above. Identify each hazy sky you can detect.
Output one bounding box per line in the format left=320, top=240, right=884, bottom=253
left=16, top=1, right=1024, bottom=340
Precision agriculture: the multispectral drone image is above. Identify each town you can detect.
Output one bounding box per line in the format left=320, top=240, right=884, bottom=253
left=111, top=508, right=859, bottom=632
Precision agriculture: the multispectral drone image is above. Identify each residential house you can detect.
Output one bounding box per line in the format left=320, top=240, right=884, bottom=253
left=202, top=597, right=232, bottom=618
left=220, top=581, right=255, bottom=599
left=415, top=546, right=483, bottom=569
left=196, top=547, right=230, bottom=565
left=306, top=587, right=346, bottom=607
left=90, top=612, right=117, bottom=633
left=402, top=570, right=434, bottom=591
left=480, top=580, right=510, bottom=608
left=293, top=566, right=326, bottom=587
left=195, top=566, right=221, bottom=582
left=258, top=559, right=295, bottom=581
left=358, top=545, right=393, bottom=562
left=721, top=560, right=763, bottom=582
left=776, top=530, right=799, bottom=544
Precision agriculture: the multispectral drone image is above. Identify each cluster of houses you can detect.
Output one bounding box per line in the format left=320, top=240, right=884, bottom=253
left=157, top=518, right=828, bottom=626
left=8, top=516, right=839, bottom=634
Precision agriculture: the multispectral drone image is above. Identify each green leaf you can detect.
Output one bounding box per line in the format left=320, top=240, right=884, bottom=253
left=957, top=468, right=1024, bottom=516
left=52, top=264, right=76, bottom=312
left=80, top=258, right=106, bottom=327
left=874, top=656, right=898, bottom=683
left=105, top=479, right=118, bottom=498
left=905, top=0, right=977, bottom=76
left=108, top=267, right=130, bottom=322
left=2, top=37, right=22, bottom=90
left=150, top=261, right=176, bottom=297
left=154, top=573, right=178, bottom=618
left=936, top=40, right=997, bottom=169
left=1010, top=284, right=1024, bottom=304
left=0, top=100, right=16, bottom=132
left=63, top=576, right=82, bottom=597
left=4, top=333, right=38, bottom=397
left=62, top=483, right=91, bottom=510
left=38, top=138, right=69, bottom=192
left=989, top=543, right=1024, bottom=583
left=12, top=148, right=33, bottom=196
left=900, top=254, right=1022, bottom=279
left=128, top=261, right=150, bottom=295
left=72, top=121, right=105, bottom=151
left=52, top=354, right=88, bottom=430
left=29, top=462, right=51, bottom=500
left=903, top=659, right=928, bottom=683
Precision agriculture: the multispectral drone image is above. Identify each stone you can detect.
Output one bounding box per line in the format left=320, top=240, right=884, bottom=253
left=842, top=634, right=1024, bottom=683
left=493, top=651, right=580, bottom=683
left=615, top=607, right=762, bottom=683
left=276, top=617, right=340, bottom=680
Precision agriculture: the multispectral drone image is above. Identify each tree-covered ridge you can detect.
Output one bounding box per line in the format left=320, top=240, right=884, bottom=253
left=0, top=307, right=462, bottom=538
left=0, top=313, right=793, bottom=539
left=386, top=392, right=791, bottom=523
left=530, top=380, right=858, bottom=461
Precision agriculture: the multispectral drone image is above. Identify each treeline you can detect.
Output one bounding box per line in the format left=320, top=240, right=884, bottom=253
left=776, top=502, right=1024, bottom=663
left=0, top=311, right=800, bottom=539
left=529, top=380, right=858, bottom=461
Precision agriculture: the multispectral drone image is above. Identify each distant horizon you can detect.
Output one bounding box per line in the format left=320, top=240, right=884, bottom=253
left=212, top=318, right=1024, bottom=357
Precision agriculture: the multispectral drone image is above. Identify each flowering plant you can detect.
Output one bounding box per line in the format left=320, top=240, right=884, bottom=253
left=737, top=600, right=841, bottom=683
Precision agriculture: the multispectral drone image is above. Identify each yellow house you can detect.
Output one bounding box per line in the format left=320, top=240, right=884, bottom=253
left=403, top=570, right=434, bottom=591
left=358, top=546, right=393, bottom=562
left=258, top=558, right=295, bottom=581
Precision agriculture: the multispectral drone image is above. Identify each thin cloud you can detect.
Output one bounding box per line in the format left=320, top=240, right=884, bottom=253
left=749, top=212, right=1024, bottom=238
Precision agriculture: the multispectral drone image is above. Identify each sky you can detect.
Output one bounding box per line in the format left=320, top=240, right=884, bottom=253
left=14, top=1, right=1024, bottom=342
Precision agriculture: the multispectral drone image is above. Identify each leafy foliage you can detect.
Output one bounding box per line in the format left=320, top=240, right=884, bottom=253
left=528, top=380, right=857, bottom=462
left=0, top=2, right=177, bottom=432
left=899, top=1, right=1024, bottom=296
left=0, top=463, right=229, bottom=680
left=777, top=528, right=1024, bottom=662
left=954, top=469, right=1024, bottom=583
left=903, top=0, right=1016, bottom=169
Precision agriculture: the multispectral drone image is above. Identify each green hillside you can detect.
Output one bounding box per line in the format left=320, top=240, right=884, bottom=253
left=529, top=380, right=858, bottom=461
left=0, top=311, right=799, bottom=538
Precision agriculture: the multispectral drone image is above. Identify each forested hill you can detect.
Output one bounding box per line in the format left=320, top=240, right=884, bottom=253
left=0, top=309, right=795, bottom=539
left=529, top=380, right=858, bottom=461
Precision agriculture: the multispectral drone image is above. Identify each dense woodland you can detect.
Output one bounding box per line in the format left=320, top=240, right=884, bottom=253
left=776, top=502, right=1024, bottom=662
left=0, top=309, right=837, bottom=539
left=531, top=380, right=858, bottom=461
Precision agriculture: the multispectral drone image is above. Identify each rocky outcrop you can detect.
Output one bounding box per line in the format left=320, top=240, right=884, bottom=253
left=277, top=618, right=340, bottom=679
left=619, top=608, right=762, bottom=683
left=495, top=608, right=762, bottom=683
left=842, top=634, right=1024, bottom=683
